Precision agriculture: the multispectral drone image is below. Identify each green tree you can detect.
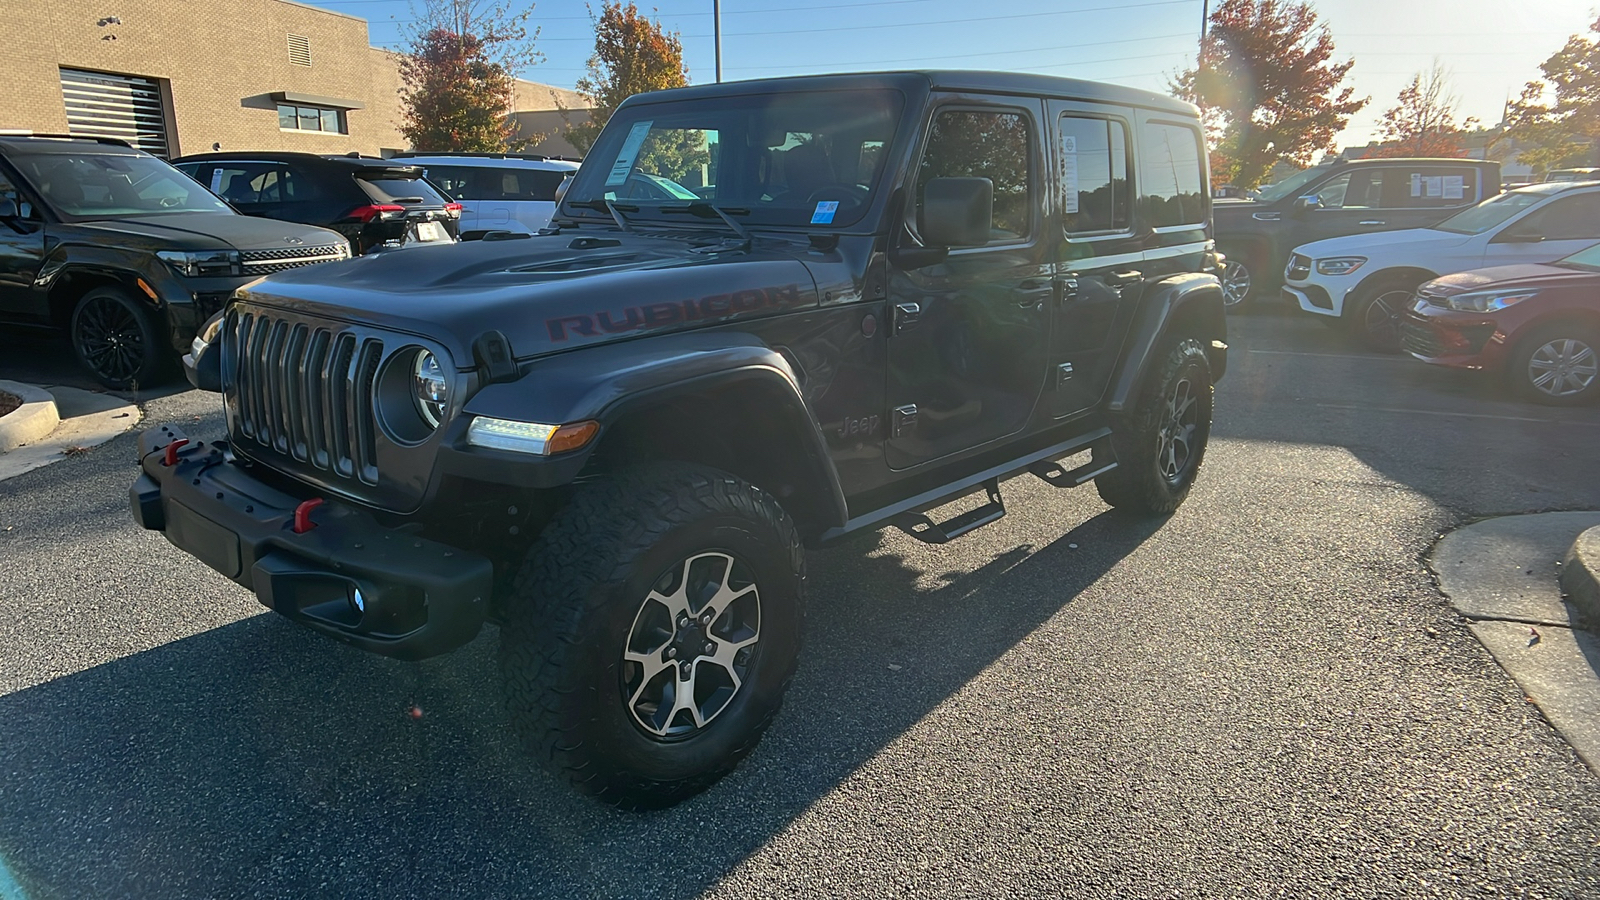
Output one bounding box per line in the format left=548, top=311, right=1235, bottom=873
left=566, top=2, right=691, bottom=155
left=1173, top=0, right=1367, bottom=188
left=1506, top=18, right=1600, bottom=176
left=398, top=0, right=541, bottom=152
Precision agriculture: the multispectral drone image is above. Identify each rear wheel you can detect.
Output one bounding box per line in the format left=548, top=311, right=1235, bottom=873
left=1095, top=336, right=1214, bottom=515
left=1346, top=276, right=1423, bottom=352
left=500, top=463, right=805, bottom=810
left=69, top=287, right=170, bottom=390
left=1508, top=324, right=1600, bottom=406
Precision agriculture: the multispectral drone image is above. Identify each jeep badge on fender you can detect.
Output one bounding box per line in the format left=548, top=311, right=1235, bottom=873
left=132, top=71, right=1227, bottom=810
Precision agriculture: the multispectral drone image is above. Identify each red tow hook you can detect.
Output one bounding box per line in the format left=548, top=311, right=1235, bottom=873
left=162, top=438, right=189, bottom=466
left=292, top=498, right=325, bottom=534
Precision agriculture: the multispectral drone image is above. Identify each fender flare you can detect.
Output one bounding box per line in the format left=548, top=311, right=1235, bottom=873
left=1106, top=272, right=1227, bottom=413
left=456, top=331, right=849, bottom=531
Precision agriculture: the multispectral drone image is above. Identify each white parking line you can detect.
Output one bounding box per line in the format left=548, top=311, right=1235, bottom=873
left=1249, top=349, right=1405, bottom=362
left=1316, top=403, right=1600, bottom=426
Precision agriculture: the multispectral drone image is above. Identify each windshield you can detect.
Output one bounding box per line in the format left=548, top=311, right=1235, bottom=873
left=13, top=151, right=233, bottom=218
left=562, top=89, right=905, bottom=228
left=1434, top=190, right=1546, bottom=234
left=1254, top=165, right=1332, bottom=204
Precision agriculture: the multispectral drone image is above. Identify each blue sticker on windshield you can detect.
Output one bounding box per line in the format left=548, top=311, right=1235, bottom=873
left=810, top=201, right=839, bottom=224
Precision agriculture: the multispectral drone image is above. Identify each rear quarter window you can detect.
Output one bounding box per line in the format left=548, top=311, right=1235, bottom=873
left=1139, top=120, right=1207, bottom=228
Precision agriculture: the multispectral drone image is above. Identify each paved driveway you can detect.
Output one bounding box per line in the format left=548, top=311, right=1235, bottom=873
left=1, top=308, right=1598, bottom=898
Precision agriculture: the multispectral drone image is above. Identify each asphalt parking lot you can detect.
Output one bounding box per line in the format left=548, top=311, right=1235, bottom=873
left=2, top=305, right=1599, bottom=899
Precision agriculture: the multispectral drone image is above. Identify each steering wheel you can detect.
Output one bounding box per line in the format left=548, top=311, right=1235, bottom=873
left=805, top=183, right=870, bottom=205
left=158, top=195, right=183, bottom=208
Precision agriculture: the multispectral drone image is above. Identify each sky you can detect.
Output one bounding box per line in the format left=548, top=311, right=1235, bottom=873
left=304, top=0, right=1599, bottom=150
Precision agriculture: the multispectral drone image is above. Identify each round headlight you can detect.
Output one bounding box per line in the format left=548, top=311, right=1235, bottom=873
left=413, top=351, right=449, bottom=427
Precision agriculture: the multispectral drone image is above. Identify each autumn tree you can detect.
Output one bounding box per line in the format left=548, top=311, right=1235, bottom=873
left=1173, top=0, right=1367, bottom=188
left=1506, top=17, right=1600, bottom=176
left=565, top=2, right=690, bottom=155
left=398, top=0, right=541, bottom=152
left=1371, top=62, right=1475, bottom=158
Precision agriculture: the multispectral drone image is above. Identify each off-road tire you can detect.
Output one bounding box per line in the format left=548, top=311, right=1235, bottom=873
left=69, top=287, right=171, bottom=390
left=1507, top=322, right=1600, bottom=406
left=1345, top=276, right=1422, bottom=352
left=500, top=463, right=805, bottom=810
left=1094, top=336, right=1214, bottom=515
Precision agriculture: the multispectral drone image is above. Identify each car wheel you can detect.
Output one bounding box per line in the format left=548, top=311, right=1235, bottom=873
left=1509, top=324, right=1600, bottom=406
left=500, top=463, right=805, bottom=810
left=70, top=287, right=170, bottom=390
left=1346, top=277, right=1421, bottom=352
left=1219, top=252, right=1256, bottom=312
left=1094, top=336, right=1214, bottom=515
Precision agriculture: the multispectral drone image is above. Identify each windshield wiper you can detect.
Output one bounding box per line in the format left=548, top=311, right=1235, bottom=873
left=565, top=198, right=639, bottom=232
left=660, top=202, right=752, bottom=245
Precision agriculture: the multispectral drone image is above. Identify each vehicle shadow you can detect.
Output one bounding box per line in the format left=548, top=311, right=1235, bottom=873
left=0, top=509, right=1164, bottom=899
left=0, top=329, right=190, bottom=401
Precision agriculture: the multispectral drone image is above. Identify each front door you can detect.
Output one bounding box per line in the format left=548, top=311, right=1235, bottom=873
left=885, top=100, right=1051, bottom=469
left=0, top=166, right=48, bottom=318
left=1048, top=103, right=1144, bottom=417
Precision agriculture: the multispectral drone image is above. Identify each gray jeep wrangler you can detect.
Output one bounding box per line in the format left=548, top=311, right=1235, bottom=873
left=132, top=71, right=1227, bottom=809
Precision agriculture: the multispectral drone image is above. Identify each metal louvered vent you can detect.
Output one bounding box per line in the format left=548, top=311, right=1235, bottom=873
left=287, top=34, right=312, bottom=66
left=59, top=68, right=169, bottom=157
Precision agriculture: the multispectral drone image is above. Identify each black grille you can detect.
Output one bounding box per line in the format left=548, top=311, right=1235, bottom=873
left=1400, top=320, right=1444, bottom=358
left=240, top=245, right=346, bottom=276
left=227, top=310, right=382, bottom=484
left=1285, top=254, right=1311, bottom=280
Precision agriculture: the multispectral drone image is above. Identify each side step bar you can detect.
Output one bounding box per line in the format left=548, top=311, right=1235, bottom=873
left=1029, top=456, right=1117, bottom=488
left=893, top=478, right=1005, bottom=545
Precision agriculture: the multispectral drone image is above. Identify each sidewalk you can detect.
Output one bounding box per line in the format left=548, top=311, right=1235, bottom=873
left=0, top=380, right=141, bottom=481
left=1430, top=512, right=1600, bottom=772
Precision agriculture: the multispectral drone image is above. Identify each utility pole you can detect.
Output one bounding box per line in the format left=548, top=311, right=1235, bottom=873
left=1199, top=0, right=1209, bottom=64
left=714, top=0, right=723, bottom=83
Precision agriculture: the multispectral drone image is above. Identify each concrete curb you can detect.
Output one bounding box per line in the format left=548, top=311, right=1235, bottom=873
left=0, top=385, right=140, bottom=482
left=0, top=380, right=60, bottom=453
left=1562, top=527, right=1600, bottom=624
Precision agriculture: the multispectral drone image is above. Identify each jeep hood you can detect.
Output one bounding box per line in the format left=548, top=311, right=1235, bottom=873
left=1294, top=228, right=1474, bottom=259
left=236, top=231, right=821, bottom=364
left=75, top=212, right=344, bottom=252
left=1421, top=262, right=1600, bottom=296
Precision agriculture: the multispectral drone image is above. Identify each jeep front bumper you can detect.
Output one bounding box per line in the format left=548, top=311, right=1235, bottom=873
left=130, top=424, right=494, bottom=660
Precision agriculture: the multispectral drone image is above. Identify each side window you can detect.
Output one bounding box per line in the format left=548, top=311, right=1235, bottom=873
left=1379, top=167, right=1477, bottom=208
left=174, top=163, right=206, bottom=185
left=1308, top=170, right=1381, bottom=209
left=918, top=108, right=1033, bottom=242
left=1059, top=115, right=1129, bottom=234
left=1139, top=121, right=1205, bottom=228
left=426, top=166, right=478, bottom=199
left=277, top=167, right=316, bottom=202
left=1507, top=195, right=1600, bottom=241
left=214, top=164, right=276, bottom=205
left=0, top=171, right=35, bottom=219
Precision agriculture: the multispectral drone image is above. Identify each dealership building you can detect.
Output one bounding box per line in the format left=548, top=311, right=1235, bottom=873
left=4, top=0, right=588, bottom=159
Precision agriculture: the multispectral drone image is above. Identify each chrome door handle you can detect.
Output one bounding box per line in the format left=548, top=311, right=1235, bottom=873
left=1358, top=220, right=1385, bottom=226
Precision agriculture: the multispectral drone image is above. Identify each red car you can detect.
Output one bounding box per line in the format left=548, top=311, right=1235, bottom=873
left=1400, top=243, right=1600, bottom=405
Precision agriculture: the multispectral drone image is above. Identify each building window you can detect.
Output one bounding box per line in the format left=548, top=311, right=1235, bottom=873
left=278, top=104, right=346, bottom=134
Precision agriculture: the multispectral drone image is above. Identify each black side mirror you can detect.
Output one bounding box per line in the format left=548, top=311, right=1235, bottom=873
left=0, top=199, right=17, bottom=219
left=1291, top=195, right=1322, bottom=216
left=1493, top=230, right=1545, bottom=244
left=920, top=177, right=993, bottom=248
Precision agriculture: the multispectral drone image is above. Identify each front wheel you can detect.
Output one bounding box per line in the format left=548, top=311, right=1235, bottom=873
left=1508, top=324, right=1600, bottom=406
left=1346, top=277, right=1422, bottom=352
left=1219, top=250, right=1258, bottom=313
left=1095, top=336, right=1214, bottom=515
left=70, top=287, right=170, bottom=389
left=500, top=463, right=805, bottom=810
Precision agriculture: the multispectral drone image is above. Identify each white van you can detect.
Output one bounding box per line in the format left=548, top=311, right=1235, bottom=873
left=393, top=153, right=579, bottom=239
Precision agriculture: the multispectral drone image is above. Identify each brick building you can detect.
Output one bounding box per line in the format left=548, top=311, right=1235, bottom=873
left=3, top=0, right=588, bottom=158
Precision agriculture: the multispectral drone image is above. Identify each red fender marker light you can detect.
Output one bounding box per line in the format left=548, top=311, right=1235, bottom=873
left=293, top=498, right=325, bottom=534
left=162, top=438, right=189, bottom=466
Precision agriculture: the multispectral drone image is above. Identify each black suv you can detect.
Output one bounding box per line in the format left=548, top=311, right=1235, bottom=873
left=173, top=153, right=461, bottom=255
left=0, top=135, right=348, bottom=388
left=1214, top=156, right=1501, bottom=310
left=133, top=71, right=1228, bottom=809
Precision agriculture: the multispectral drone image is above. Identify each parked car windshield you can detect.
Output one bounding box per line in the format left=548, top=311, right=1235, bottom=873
left=561, top=88, right=905, bottom=228
left=11, top=151, right=233, bottom=219
left=1554, top=241, right=1600, bottom=271
left=1254, top=165, right=1331, bottom=204
left=1434, top=190, right=1547, bottom=234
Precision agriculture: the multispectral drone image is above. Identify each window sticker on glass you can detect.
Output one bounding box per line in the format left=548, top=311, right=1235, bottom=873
left=811, top=200, right=839, bottom=224
left=606, top=120, right=655, bottom=187
left=1062, top=135, right=1079, bottom=214
left=1444, top=175, right=1465, bottom=200
left=1425, top=176, right=1443, bottom=198
left=1411, top=173, right=1422, bottom=198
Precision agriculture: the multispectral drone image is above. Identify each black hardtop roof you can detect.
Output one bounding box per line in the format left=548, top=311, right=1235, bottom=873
left=0, top=134, right=144, bottom=155
left=1336, top=156, right=1499, bottom=167
left=172, top=151, right=425, bottom=174
left=618, top=70, right=1198, bottom=117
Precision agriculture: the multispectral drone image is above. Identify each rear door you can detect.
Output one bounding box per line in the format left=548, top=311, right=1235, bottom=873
left=0, top=164, right=47, bottom=317
left=1047, top=101, right=1144, bottom=417
left=885, top=97, right=1052, bottom=469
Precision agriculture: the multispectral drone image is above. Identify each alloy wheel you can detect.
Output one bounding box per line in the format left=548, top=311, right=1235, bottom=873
left=1527, top=337, right=1598, bottom=399
left=1157, top=374, right=1199, bottom=484
left=75, top=295, right=147, bottom=385
left=622, top=551, right=761, bottom=738
left=1362, top=289, right=1411, bottom=348
left=1221, top=260, right=1251, bottom=308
